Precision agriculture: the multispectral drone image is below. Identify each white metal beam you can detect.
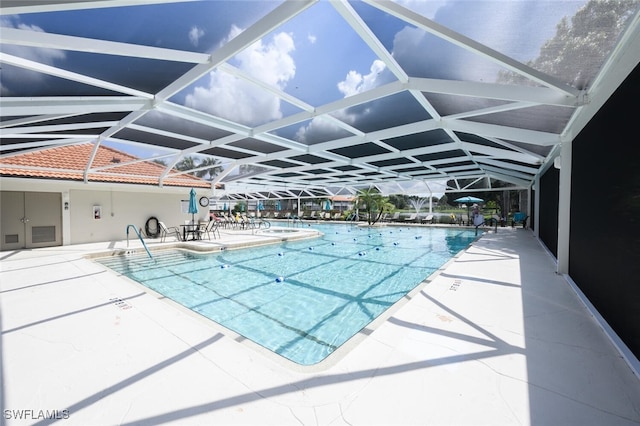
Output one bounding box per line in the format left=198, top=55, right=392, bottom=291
left=330, top=0, right=408, bottom=83
left=444, top=118, right=561, bottom=146
left=411, top=77, right=580, bottom=107
left=0, top=53, right=154, bottom=99
left=0, top=27, right=208, bottom=64
left=0, top=96, right=150, bottom=116
left=0, top=0, right=194, bottom=15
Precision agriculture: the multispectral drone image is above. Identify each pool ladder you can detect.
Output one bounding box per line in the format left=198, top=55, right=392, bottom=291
left=126, top=224, right=154, bottom=259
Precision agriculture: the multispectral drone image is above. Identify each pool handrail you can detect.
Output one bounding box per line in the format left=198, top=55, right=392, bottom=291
left=287, top=215, right=304, bottom=227
left=126, top=224, right=153, bottom=259
left=475, top=217, right=498, bottom=235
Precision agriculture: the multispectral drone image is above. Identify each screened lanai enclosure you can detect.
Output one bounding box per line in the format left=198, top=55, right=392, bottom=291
left=1, top=1, right=639, bottom=362
left=1, top=0, right=637, bottom=197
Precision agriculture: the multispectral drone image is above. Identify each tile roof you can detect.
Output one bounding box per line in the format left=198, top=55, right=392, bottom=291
left=0, top=143, right=211, bottom=188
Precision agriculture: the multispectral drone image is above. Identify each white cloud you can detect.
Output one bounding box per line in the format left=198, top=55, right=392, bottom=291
left=294, top=60, right=387, bottom=142
left=188, top=26, right=205, bottom=47
left=186, top=71, right=285, bottom=126
left=307, top=33, right=317, bottom=44
left=184, top=25, right=296, bottom=126
left=337, top=59, right=386, bottom=97
left=0, top=17, right=67, bottom=94
left=0, top=17, right=66, bottom=64
left=235, top=30, right=295, bottom=88
left=294, top=116, right=343, bottom=144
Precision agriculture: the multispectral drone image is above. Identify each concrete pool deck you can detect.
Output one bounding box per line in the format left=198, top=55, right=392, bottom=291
left=1, top=225, right=639, bottom=425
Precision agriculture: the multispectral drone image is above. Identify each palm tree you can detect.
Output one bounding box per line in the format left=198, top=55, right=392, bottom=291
left=175, top=156, right=222, bottom=180
left=195, top=157, right=222, bottom=180
left=175, top=156, right=197, bottom=174
left=355, top=187, right=387, bottom=225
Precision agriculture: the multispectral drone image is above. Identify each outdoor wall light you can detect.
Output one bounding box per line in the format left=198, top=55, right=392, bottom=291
left=64, top=202, right=69, bottom=210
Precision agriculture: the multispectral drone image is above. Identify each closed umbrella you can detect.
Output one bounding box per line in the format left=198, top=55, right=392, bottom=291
left=276, top=201, right=281, bottom=211
left=188, top=188, right=198, bottom=223
left=324, top=200, right=331, bottom=211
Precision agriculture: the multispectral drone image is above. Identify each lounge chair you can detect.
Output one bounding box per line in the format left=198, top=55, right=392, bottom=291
left=421, top=214, right=434, bottom=224
left=404, top=213, right=417, bottom=222
left=387, top=212, right=400, bottom=222
left=158, top=221, right=181, bottom=242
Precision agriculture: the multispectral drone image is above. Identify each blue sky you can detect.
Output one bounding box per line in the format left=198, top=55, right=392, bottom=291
left=1, top=0, right=587, bottom=159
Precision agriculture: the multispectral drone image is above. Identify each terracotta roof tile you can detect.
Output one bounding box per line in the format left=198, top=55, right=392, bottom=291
left=0, top=143, right=211, bottom=188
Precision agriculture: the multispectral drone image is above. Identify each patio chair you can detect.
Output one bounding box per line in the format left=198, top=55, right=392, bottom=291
left=222, top=213, right=238, bottom=229
left=511, top=212, right=529, bottom=228
left=198, top=219, right=220, bottom=240
left=158, top=221, right=181, bottom=242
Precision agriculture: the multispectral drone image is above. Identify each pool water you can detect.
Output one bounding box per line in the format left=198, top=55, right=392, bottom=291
left=98, top=224, right=477, bottom=365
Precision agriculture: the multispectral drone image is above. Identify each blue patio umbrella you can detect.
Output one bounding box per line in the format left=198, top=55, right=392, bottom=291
left=276, top=201, right=281, bottom=211
left=258, top=202, right=264, bottom=211
left=324, top=200, right=331, bottom=210
left=188, top=188, right=198, bottom=223
left=223, top=202, right=227, bottom=212
left=454, top=196, right=483, bottom=220
left=454, top=196, right=483, bottom=204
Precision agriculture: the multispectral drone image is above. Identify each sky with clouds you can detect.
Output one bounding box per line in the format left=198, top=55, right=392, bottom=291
left=2, top=0, right=587, bottom=152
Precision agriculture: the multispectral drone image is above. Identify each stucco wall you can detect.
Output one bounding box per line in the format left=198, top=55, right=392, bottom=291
left=69, top=189, right=210, bottom=244
left=0, top=178, right=212, bottom=247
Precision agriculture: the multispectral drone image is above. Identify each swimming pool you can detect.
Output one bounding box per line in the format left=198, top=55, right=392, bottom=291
left=97, top=223, right=478, bottom=365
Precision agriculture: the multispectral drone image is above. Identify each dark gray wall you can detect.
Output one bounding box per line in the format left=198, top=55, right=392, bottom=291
left=569, top=63, right=640, bottom=357
left=538, top=167, right=559, bottom=258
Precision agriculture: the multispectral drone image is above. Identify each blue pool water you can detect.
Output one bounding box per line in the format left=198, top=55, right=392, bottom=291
left=97, top=223, right=477, bottom=365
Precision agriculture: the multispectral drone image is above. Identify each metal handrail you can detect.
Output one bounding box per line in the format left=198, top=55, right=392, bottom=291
left=247, top=217, right=271, bottom=234
left=126, top=224, right=153, bottom=259
left=475, top=218, right=498, bottom=236
left=287, top=215, right=303, bottom=227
